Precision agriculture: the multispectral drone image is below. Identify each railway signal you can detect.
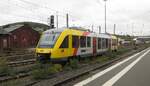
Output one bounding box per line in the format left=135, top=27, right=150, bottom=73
left=50, top=15, right=55, bottom=29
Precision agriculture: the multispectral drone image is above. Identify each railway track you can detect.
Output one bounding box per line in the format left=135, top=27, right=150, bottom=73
left=0, top=50, right=34, bottom=57
left=0, top=49, right=139, bottom=86
left=7, top=59, right=36, bottom=67
left=29, top=47, right=147, bottom=86
left=2, top=54, right=35, bottom=61
left=0, top=72, right=30, bottom=83
left=0, top=46, right=147, bottom=86
left=0, top=50, right=36, bottom=83
left=0, top=59, right=36, bottom=83
left=53, top=48, right=147, bottom=86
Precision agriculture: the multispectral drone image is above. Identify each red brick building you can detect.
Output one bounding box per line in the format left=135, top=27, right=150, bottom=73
left=0, top=24, right=40, bottom=50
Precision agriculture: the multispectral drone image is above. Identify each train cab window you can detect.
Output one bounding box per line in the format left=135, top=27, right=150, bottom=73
left=38, top=32, right=60, bottom=48
left=87, top=37, right=91, bottom=47
left=80, top=36, right=86, bottom=48
left=72, top=36, right=79, bottom=48
left=60, top=36, right=69, bottom=48
left=98, top=38, right=101, bottom=49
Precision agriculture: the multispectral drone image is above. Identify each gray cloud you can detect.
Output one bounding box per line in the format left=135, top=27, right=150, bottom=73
left=0, top=0, right=150, bottom=35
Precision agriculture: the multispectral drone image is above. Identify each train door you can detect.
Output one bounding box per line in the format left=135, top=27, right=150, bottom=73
left=59, top=35, right=70, bottom=57
left=93, top=37, right=97, bottom=56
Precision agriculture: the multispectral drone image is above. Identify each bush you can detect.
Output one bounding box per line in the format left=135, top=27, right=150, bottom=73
left=69, top=59, right=79, bottom=69
left=96, top=56, right=109, bottom=63
left=116, top=48, right=130, bottom=55
left=105, top=52, right=117, bottom=58
left=31, top=69, right=49, bottom=79
left=63, top=64, right=72, bottom=71
left=0, top=58, right=12, bottom=76
left=82, top=57, right=91, bottom=63
left=53, top=64, right=62, bottom=72
left=31, top=63, right=62, bottom=80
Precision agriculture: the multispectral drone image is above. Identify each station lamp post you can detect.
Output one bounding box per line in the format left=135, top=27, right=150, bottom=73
left=104, top=0, right=107, bottom=33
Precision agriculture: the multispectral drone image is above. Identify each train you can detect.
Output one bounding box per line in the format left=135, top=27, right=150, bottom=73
left=35, top=27, right=118, bottom=62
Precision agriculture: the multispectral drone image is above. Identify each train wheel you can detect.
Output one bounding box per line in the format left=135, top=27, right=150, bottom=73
left=114, top=49, right=117, bottom=52
left=60, top=61, right=68, bottom=66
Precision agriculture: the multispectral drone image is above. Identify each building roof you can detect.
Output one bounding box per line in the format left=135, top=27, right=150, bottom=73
left=33, top=27, right=46, bottom=32
left=0, top=27, right=8, bottom=34
left=4, top=24, right=24, bottom=32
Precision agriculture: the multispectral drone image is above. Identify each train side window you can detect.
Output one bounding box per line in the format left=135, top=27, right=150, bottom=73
left=87, top=37, right=91, bottom=47
left=80, top=36, right=86, bottom=48
left=60, top=36, right=69, bottom=48
left=102, top=38, right=106, bottom=49
left=72, top=36, right=79, bottom=48
left=98, top=38, right=101, bottom=49
left=112, top=39, right=116, bottom=46
left=108, top=39, right=111, bottom=48
left=106, top=39, right=108, bottom=48
left=104, top=39, right=106, bottom=48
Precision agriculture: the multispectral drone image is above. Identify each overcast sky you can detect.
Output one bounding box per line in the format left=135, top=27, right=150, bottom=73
left=0, top=0, right=150, bottom=36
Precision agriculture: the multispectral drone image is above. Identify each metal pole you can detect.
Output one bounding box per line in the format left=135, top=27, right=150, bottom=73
left=99, top=26, right=101, bottom=34
left=142, top=24, right=144, bottom=36
left=66, top=13, right=69, bottom=28
left=132, top=23, right=134, bottom=36
left=104, top=0, right=107, bottom=33
left=92, top=25, right=94, bottom=32
left=56, top=12, right=58, bottom=29
left=114, top=24, right=116, bottom=35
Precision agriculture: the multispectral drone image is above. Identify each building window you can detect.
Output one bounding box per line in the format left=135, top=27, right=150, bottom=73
left=13, top=35, right=17, bottom=40
left=80, top=36, right=86, bottom=48
left=98, top=38, right=101, bottom=49
left=60, top=36, right=69, bottom=48
left=87, top=37, right=91, bottom=47
left=72, top=36, right=79, bottom=48
left=3, top=39, right=7, bottom=48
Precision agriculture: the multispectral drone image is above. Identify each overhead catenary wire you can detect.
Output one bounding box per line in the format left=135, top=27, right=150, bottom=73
left=6, top=0, right=98, bottom=28
left=16, top=0, right=86, bottom=22
left=1, top=0, right=105, bottom=31
left=0, top=1, right=47, bottom=23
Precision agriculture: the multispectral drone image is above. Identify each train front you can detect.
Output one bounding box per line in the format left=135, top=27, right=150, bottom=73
left=35, top=30, right=60, bottom=62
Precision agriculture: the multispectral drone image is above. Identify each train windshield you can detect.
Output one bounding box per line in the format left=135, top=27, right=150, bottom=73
left=38, top=32, right=60, bottom=48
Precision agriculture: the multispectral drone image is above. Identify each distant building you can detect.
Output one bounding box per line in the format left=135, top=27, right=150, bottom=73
left=0, top=24, right=40, bottom=50
left=133, top=36, right=150, bottom=45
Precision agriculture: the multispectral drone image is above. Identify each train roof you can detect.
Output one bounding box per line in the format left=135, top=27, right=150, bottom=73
left=44, top=28, right=64, bottom=33
left=45, top=27, right=90, bottom=32
left=111, top=35, right=117, bottom=39
left=97, top=33, right=112, bottom=39
left=44, top=27, right=113, bottom=39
